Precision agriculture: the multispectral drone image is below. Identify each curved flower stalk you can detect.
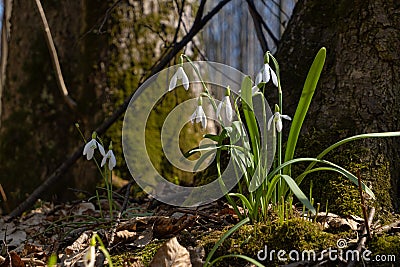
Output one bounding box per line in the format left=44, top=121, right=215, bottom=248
left=190, top=97, right=207, bottom=129
left=216, top=87, right=233, bottom=126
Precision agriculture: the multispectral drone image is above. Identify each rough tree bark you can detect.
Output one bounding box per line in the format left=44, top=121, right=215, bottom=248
left=274, top=0, right=400, bottom=216
left=0, top=0, right=109, bottom=211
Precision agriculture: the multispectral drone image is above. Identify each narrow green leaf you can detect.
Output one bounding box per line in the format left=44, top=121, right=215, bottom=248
left=241, top=76, right=260, bottom=162
left=204, top=133, right=223, bottom=143
left=193, top=149, right=216, bottom=171
left=280, top=174, right=315, bottom=214
left=229, top=193, right=254, bottom=213
left=269, top=158, right=375, bottom=199
left=284, top=48, right=326, bottom=174
left=303, top=131, right=400, bottom=174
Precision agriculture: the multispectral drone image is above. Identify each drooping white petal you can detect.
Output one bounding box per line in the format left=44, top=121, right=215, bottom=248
left=168, top=73, right=178, bottom=91
left=267, top=113, right=276, bottom=130
left=216, top=101, right=222, bottom=119
left=180, top=68, right=190, bottom=90
left=86, top=146, right=95, bottom=160
left=176, top=67, right=184, bottom=78
left=190, top=107, right=198, bottom=123
left=255, top=71, right=262, bottom=85
left=84, top=245, right=96, bottom=267
left=269, top=65, right=278, bottom=87
left=101, top=155, right=107, bottom=167
left=108, top=151, right=117, bottom=170
left=97, top=142, right=105, bottom=156
left=276, top=117, right=283, bottom=132
left=263, top=64, right=270, bottom=83
left=280, top=115, right=292, bottom=121
left=191, top=105, right=207, bottom=129
left=198, top=107, right=207, bottom=129
left=225, top=98, right=233, bottom=123
left=219, top=96, right=233, bottom=126
left=83, top=140, right=93, bottom=157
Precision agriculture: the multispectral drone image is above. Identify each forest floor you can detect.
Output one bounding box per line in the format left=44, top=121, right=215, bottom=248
left=1, top=186, right=400, bottom=267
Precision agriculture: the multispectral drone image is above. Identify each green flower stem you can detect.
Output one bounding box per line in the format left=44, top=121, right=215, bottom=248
left=182, top=54, right=218, bottom=112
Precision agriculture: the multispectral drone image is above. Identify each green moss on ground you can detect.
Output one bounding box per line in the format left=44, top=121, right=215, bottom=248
left=111, top=240, right=164, bottom=267
left=368, top=233, right=400, bottom=266
left=200, top=218, right=338, bottom=266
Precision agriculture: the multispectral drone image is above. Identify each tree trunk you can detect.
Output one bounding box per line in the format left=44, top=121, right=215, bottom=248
left=274, top=0, right=400, bottom=216
left=0, top=0, right=109, bottom=211
left=0, top=0, right=201, bottom=212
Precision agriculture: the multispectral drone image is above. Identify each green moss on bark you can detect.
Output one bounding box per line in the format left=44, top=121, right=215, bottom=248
left=294, top=129, right=394, bottom=222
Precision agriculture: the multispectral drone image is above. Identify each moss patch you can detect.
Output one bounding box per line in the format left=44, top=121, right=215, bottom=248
left=111, top=240, right=164, bottom=266
left=200, top=218, right=338, bottom=266
left=293, top=129, right=394, bottom=223
left=368, top=233, right=400, bottom=266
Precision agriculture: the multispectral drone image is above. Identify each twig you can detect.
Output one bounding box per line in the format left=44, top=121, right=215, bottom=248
left=98, top=0, right=123, bottom=34
left=245, top=0, right=269, bottom=53
left=245, top=0, right=279, bottom=51
left=34, top=0, right=77, bottom=110
left=356, top=170, right=371, bottom=239
left=108, top=179, right=135, bottom=248
left=8, top=0, right=232, bottom=219
left=374, top=219, right=400, bottom=234
left=347, top=207, right=375, bottom=267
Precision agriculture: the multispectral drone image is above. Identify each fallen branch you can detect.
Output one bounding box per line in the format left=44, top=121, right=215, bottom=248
left=8, top=0, right=232, bottom=219
left=374, top=219, right=400, bottom=234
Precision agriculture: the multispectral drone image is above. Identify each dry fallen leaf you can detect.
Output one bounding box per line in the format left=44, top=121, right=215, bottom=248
left=149, top=237, right=191, bottom=267
left=0, top=251, right=24, bottom=267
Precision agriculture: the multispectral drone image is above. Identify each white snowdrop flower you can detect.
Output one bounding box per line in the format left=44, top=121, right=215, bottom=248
left=83, top=245, right=96, bottom=267
left=267, top=112, right=292, bottom=133
left=257, top=63, right=278, bottom=87
left=190, top=98, right=207, bottom=129
left=216, top=88, right=233, bottom=126
left=83, top=134, right=105, bottom=160
left=169, top=66, right=189, bottom=91
left=101, top=150, right=116, bottom=171
left=100, top=142, right=116, bottom=170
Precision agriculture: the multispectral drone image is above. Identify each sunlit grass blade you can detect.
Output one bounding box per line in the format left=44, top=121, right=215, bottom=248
left=269, top=157, right=375, bottom=199
left=303, top=131, right=400, bottom=174
left=229, top=192, right=253, bottom=214
left=204, top=217, right=250, bottom=266
left=280, top=174, right=315, bottom=214
left=284, top=48, right=326, bottom=175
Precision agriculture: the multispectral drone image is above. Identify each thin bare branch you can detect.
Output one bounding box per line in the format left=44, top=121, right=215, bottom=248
left=246, top=0, right=279, bottom=51
left=246, top=0, right=269, bottom=53
left=34, top=0, right=77, bottom=110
